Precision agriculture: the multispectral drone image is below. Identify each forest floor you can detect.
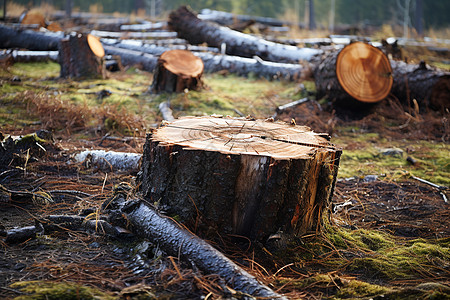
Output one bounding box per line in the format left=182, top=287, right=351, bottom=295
left=0, top=53, right=449, bottom=300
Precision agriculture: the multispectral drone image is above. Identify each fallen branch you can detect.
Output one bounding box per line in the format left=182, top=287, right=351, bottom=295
left=159, top=101, right=175, bottom=121
left=74, top=150, right=142, bottom=172
left=107, top=191, right=287, bottom=299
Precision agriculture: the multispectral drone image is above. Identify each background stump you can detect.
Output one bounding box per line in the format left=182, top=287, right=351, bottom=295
left=314, top=42, right=393, bottom=106
left=139, top=116, right=341, bottom=240
left=59, top=33, right=105, bottom=79
left=151, top=49, right=203, bottom=93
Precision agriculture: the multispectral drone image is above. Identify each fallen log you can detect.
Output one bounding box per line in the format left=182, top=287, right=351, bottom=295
left=90, top=29, right=177, bottom=39
left=0, top=23, right=63, bottom=51
left=74, top=150, right=142, bottom=172
left=390, top=60, right=450, bottom=110
left=9, top=50, right=59, bottom=62
left=314, top=42, right=393, bottom=105
left=106, top=189, right=288, bottom=299
left=59, top=33, right=105, bottom=79
left=198, top=8, right=304, bottom=28
left=169, top=6, right=321, bottom=63
left=159, top=101, right=175, bottom=121
left=151, top=49, right=204, bottom=93
left=103, top=46, right=158, bottom=72
left=103, top=42, right=308, bottom=80
left=139, top=116, right=341, bottom=240
left=120, top=21, right=167, bottom=31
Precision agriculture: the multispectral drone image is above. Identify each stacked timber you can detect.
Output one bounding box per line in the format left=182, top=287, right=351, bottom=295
left=139, top=116, right=341, bottom=241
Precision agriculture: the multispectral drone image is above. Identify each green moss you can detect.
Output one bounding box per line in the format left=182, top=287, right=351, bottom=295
left=0, top=83, right=28, bottom=93
left=10, top=280, right=114, bottom=300
left=10, top=62, right=60, bottom=78
left=335, top=280, right=392, bottom=298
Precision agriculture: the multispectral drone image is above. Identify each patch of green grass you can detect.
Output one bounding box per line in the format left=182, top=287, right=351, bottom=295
left=335, top=280, right=392, bottom=299
left=10, top=280, right=115, bottom=300
left=10, top=62, right=60, bottom=79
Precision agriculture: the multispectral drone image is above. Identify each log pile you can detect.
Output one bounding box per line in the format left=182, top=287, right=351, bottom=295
left=139, top=116, right=341, bottom=240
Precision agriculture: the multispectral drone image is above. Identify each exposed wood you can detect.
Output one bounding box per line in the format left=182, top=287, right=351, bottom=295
left=390, top=60, right=450, bottom=110
left=59, top=33, right=105, bottom=79
left=139, top=116, right=341, bottom=241
left=0, top=23, right=63, bottom=51
left=105, top=190, right=288, bottom=300
left=151, top=49, right=204, bottom=93
left=169, top=6, right=321, bottom=63
left=314, top=42, right=393, bottom=104
left=20, top=11, right=46, bottom=28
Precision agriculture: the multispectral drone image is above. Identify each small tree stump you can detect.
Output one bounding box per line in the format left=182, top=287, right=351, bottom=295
left=139, top=116, right=341, bottom=240
left=315, top=42, right=393, bottom=105
left=151, top=49, right=203, bottom=93
left=59, top=33, right=105, bottom=79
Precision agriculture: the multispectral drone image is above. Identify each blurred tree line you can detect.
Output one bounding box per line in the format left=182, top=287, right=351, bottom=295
left=10, top=0, right=450, bottom=30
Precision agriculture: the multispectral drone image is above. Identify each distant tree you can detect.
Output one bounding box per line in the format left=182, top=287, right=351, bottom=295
left=414, top=0, right=423, bottom=36
left=309, top=0, right=316, bottom=30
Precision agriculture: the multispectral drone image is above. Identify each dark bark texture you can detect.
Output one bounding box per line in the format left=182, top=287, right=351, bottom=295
left=0, top=24, right=63, bottom=51
left=390, top=60, right=450, bottom=110
left=168, top=6, right=320, bottom=63
left=138, top=117, right=341, bottom=241
left=59, top=33, right=105, bottom=79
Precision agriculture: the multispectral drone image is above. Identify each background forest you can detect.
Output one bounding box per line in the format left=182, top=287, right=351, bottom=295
left=7, top=0, right=450, bottom=32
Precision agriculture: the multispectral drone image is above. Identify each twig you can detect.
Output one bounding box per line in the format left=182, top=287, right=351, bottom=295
left=411, top=176, right=447, bottom=191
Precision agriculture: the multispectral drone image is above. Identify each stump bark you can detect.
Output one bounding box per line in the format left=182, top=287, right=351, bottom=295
left=314, top=42, right=393, bottom=105
left=139, top=116, right=341, bottom=241
left=151, top=49, right=204, bottom=93
left=59, top=33, right=105, bottom=79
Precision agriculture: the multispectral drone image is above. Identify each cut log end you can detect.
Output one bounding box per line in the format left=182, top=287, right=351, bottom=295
left=140, top=116, right=341, bottom=241
left=87, top=34, right=105, bottom=58
left=160, top=49, right=203, bottom=77
left=336, top=42, right=393, bottom=103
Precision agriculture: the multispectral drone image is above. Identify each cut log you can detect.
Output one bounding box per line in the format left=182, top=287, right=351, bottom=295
left=103, top=46, right=158, bottom=72
left=390, top=60, right=450, bottom=111
left=198, top=8, right=304, bottom=28
left=0, top=23, right=63, bottom=51
left=59, top=33, right=105, bottom=79
left=169, top=6, right=321, bottom=63
left=20, top=10, right=46, bottom=29
left=314, top=42, right=393, bottom=104
left=139, top=116, right=341, bottom=241
left=90, top=29, right=177, bottom=39
left=106, top=191, right=287, bottom=299
left=102, top=41, right=309, bottom=80
left=10, top=50, right=59, bottom=63
left=151, top=49, right=204, bottom=93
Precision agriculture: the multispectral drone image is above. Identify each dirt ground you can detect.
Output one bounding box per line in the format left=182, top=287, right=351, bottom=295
left=1, top=92, right=449, bottom=299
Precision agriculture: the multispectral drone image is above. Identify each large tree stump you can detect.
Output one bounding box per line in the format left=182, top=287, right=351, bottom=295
left=314, top=42, right=393, bottom=105
left=139, top=116, right=341, bottom=241
left=151, top=49, right=204, bottom=93
left=59, top=33, right=105, bottom=79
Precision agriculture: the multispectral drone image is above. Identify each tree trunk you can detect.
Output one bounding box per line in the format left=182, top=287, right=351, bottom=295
left=103, top=45, right=158, bottom=72
left=102, top=41, right=309, bottom=80
left=198, top=8, right=304, bottom=28
left=0, top=23, right=63, bottom=51
left=168, top=6, right=321, bottom=63
left=105, top=190, right=287, bottom=300
left=59, top=33, right=105, bottom=79
left=390, top=60, right=450, bottom=111
left=138, top=116, right=341, bottom=241
left=90, top=29, right=177, bottom=39
left=314, top=42, right=393, bottom=105
left=151, top=49, right=204, bottom=93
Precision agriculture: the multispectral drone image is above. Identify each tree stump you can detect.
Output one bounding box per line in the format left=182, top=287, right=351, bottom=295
left=59, top=33, right=105, bottom=79
left=314, top=42, right=393, bottom=105
left=151, top=49, right=204, bottom=93
left=139, top=116, right=341, bottom=241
